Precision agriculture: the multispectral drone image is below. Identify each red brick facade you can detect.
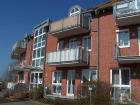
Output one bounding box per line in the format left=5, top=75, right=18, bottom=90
left=43, top=1, right=140, bottom=102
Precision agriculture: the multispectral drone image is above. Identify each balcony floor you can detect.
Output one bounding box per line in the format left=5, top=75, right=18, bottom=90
left=50, top=26, right=89, bottom=38
left=116, top=55, right=140, bottom=63
left=116, top=14, right=140, bottom=26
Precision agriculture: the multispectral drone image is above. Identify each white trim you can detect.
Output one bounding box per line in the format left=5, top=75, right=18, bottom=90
left=110, top=68, right=131, bottom=100
left=52, top=71, right=62, bottom=95
left=67, top=70, right=75, bottom=96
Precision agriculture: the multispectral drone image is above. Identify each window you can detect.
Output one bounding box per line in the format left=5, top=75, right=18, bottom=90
left=82, top=69, right=97, bottom=83
left=111, top=68, right=130, bottom=101
left=52, top=71, right=62, bottom=94
left=83, top=36, right=91, bottom=50
left=39, top=28, right=43, bottom=35
left=32, top=60, right=35, bottom=67
left=41, top=47, right=45, bottom=57
left=117, top=29, right=130, bottom=48
left=33, top=50, right=36, bottom=58
left=58, top=41, right=65, bottom=50
left=37, top=49, right=41, bottom=57
left=19, top=71, right=24, bottom=81
left=69, top=39, right=77, bottom=49
left=40, top=58, right=44, bottom=66
left=35, top=30, right=38, bottom=37
left=69, top=6, right=81, bottom=16
left=32, top=27, right=46, bottom=67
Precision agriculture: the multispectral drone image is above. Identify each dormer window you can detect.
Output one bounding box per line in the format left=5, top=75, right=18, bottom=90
left=69, top=5, right=82, bottom=16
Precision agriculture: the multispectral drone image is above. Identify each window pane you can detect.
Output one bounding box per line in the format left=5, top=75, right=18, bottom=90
left=33, top=50, right=36, bottom=58
left=38, top=42, right=41, bottom=47
left=42, top=34, right=46, bottom=41
left=36, top=59, right=40, bottom=66
left=31, top=73, right=34, bottom=82
left=39, top=28, right=42, bottom=35
left=41, top=47, right=45, bottom=57
left=82, top=70, right=90, bottom=82
left=88, top=37, right=91, bottom=49
left=118, top=31, right=129, bottom=47
left=58, top=41, right=64, bottom=50
left=121, top=70, right=129, bottom=85
left=83, top=36, right=91, bottom=49
left=41, top=41, right=45, bottom=46
left=35, top=30, right=38, bottom=36
left=32, top=60, right=35, bottom=67
left=112, top=70, right=119, bottom=85
left=34, top=38, right=37, bottom=44
left=90, top=70, right=97, bottom=81
left=37, top=49, right=41, bottom=57
left=38, top=36, right=42, bottom=42
left=40, top=58, right=44, bottom=66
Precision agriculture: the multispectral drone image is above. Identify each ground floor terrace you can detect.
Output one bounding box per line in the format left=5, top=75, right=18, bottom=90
left=109, top=64, right=140, bottom=103
left=44, top=66, right=97, bottom=98
left=44, top=64, right=140, bottom=103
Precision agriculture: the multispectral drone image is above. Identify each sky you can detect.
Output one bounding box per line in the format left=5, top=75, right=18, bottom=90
left=0, top=0, right=106, bottom=78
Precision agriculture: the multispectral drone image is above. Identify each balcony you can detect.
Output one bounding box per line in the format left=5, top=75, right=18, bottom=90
left=9, top=64, right=25, bottom=72
left=49, top=14, right=90, bottom=38
left=11, top=40, right=26, bottom=59
left=113, top=0, right=140, bottom=26
left=114, top=44, right=140, bottom=63
left=47, top=48, right=89, bottom=67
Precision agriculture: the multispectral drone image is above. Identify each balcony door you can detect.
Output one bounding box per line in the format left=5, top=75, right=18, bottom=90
left=67, top=70, right=75, bottom=96
left=69, top=39, right=77, bottom=49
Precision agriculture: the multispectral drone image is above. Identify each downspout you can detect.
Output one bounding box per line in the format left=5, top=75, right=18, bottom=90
left=95, top=9, right=100, bottom=81
left=43, top=27, right=49, bottom=98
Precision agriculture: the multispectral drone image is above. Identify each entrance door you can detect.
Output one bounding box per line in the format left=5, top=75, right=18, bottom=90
left=67, top=70, right=75, bottom=96
left=138, top=28, right=140, bottom=55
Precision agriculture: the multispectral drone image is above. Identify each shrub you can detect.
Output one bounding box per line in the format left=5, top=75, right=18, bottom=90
left=30, top=85, right=43, bottom=100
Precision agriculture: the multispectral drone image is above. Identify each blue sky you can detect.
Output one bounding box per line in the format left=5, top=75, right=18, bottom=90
left=0, top=0, right=106, bottom=77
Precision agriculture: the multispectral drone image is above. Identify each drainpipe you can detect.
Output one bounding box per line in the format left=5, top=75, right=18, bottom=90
left=43, top=31, right=48, bottom=98
left=95, top=9, right=100, bottom=81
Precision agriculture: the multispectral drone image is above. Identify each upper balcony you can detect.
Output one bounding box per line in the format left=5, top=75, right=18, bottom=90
left=11, top=40, right=26, bottom=59
left=49, top=14, right=90, bottom=38
left=47, top=48, right=89, bottom=67
left=114, top=44, right=140, bottom=63
left=113, top=0, right=140, bottom=26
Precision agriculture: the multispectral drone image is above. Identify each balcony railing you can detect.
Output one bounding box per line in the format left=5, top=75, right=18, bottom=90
left=49, top=14, right=90, bottom=38
left=113, top=0, right=140, bottom=26
left=114, top=43, right=140, bottom=63
left=47, top=48, right=89, bottom=67
left=9, top=63, right=26, bottom=72
left=11, top=40, right=26, bottom=59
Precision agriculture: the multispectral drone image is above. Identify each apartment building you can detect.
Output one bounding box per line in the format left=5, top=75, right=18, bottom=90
left=44, top=0, right=140, bottom=103
left=10, top=34, right=33, bottom=85
left=30, top=19, right=50, bottom=90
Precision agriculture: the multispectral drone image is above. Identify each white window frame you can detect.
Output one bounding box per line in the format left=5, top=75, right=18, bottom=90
left=30, top=71, right=43, bottom=90
left=110, top=68, right=131, bottom=100
left=69, top=7, right=81, bottom=16
left=81, top=69, right=97, bottom=83
left=32, top=26, right=46, bottom=68
left=52, top=71, right=62, bottom=95
left=82, top=36, right=92, bottom=51
left=116, top=29, right=130, bottom=48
